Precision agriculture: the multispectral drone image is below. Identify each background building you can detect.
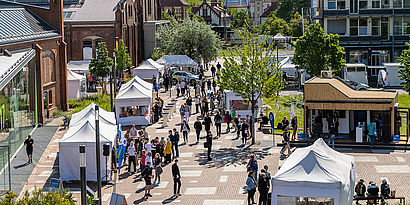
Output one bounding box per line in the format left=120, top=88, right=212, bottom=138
left=192, top=1, right=231, bottom=26
left=311, top=0, right=410, bottom=82
left=249, top=0, right=276, bottom=25
left=159, top=0, right=189, bottom=20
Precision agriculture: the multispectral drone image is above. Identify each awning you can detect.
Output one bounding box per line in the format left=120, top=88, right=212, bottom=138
left=0, top=48, right=35, bottom=91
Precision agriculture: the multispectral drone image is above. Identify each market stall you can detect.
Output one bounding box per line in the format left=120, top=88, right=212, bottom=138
left=156, top=55, right=198, bottom=72
left=224, top=91, right=262, bottom=118
left=115, top=75, right=153, bottom=126
left=67, top=69, right=86, bottom=100
left=70, top=102, right=116, bottom=127
left=133, top=58, right=164, bottom=83
left=59, top=105, right=117, bottom=182
left=271, top=138, right=356, bottom=205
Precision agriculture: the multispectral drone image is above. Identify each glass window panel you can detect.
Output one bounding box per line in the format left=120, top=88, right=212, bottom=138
left=405, top=0, right=410, bottom=7
left=359, top=0, right=368, bottom=8
left=328, top=1, right=337, bottom=9
left=338, top=0, right=346, bottom=8
left=372, top=0, right=381, bottom=7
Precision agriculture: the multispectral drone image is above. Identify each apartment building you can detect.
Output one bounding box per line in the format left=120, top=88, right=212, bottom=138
left=249, top=0, right=276, bottom=25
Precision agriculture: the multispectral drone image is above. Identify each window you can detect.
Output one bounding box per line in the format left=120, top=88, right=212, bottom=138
left=328, top=0, right=337, bottom=9
left=394, top=17, right=403, bottom=35
left=230, top=100, right=253, bottom=110
left=405, top=0, right=410, bottom=7
left=394, top=0, right=403, bottom=7
left=359, top=19, right=368, bottom=35
left=372, top=18, right=380, bottom=35
left=148, top=0, right=152, bottom=15
left=119, top=106, right=148, bottom=118
left=359, top=0, right=368, bottom=9
left=350, top=19, right=359, bottom=36
left=372, top=0, right=381, bottom=8
left=328, top=19, right=347, bottom=35
left=257, top=7, right=260, bottom=11
left=337, top=0, right=346, bottom=9
left=404, top=17, right=410, bottom=34
left=63, top=11, right=75, bottom=19
left=349, top=50, right=368, bottom=64
left=382, top=0, right=390, bottom=7
left=49, top=90, right=52, bottom=105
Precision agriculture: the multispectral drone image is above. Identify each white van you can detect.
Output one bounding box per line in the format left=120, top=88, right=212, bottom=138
left=342, top=63, right=368, bottom=85
left=378, top=63, right=404, bottom=87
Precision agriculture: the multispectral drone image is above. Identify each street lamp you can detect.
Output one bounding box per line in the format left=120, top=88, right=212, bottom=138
left=79, top=145, right=87, bottom=205
left=95, top=105, right=102, bottom=205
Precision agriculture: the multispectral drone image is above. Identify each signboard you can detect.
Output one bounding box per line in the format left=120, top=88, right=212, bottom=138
left=269, top=112, right=274, bottom=129
left=49, top=178, right=61, bottom=192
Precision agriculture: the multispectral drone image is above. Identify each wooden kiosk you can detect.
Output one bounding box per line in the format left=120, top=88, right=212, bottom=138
left=304, top=77, right=398, bottom=142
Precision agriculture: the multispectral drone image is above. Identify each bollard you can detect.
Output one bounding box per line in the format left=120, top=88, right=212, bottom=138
left=162, top=112, right=169, bottom=127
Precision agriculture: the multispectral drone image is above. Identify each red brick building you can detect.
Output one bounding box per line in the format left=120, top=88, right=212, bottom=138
left=0, top=0, right=68, bottom=124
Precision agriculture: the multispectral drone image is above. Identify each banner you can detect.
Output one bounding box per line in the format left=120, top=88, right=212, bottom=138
left=117, top=124, right=126, bottom=171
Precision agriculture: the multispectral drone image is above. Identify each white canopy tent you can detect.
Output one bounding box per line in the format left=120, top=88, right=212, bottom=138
left=115, top=75, right=153, bottom=126
left=67, top=69, right=86, bottom=100
left=224, top=91, right=262, bottom=118
left=271, top=138, right=355, bottom=205
left=59, top=105, right=117, bottom=182
left=67, top=60, right=91, bottom=75
left=156, top=55, right=198, bottom=72
left=133, top=59, right=164, bottom=83
left=70, top=102, right=116, bottom=127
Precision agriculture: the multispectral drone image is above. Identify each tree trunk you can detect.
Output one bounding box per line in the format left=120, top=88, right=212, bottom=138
left=251, top=99, right=256, bottom=144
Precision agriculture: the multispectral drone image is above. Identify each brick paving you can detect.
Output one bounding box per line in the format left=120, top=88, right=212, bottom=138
left=18, top=64, right=410, bottom=204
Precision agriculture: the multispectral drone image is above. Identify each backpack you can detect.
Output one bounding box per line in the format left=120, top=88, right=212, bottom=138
left=355, top=183, right=366, bottom=196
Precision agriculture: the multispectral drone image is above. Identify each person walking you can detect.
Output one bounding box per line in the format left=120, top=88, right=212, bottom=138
left=183, top=103, right=190, bottom=122
left=203, top=113, right=212, bottom=133
left=291, top=116, right=298, bottom=141
left=175, top=81, right=180, bottom=97
left=142, top=161, right=153, bottom=198
left=164, top=138, right=172, bottom=164
left=206, top=131, right=213, bottom=161
left=24, top=135, right=34, bottom=163
left=180, top=120, right=190, bottom=144
left=211, top=64, right=216, bottom=78
left=280, top=126, right=292, bottom=157
left=153, top=153, right=163, bottom=184
left=306, top=127, right=312, bottom=146
left=224, top=110, right=232, bottom=132
left=216, top=62, right=222, bottom=71
left=214, top=112, right=222, bottom=138
left=179, top=105, right=185, bottom=124
left=246, top=172, right=256, bottom=205
left=194, top=117, right=202, bottom=143
left=247, top=154, right=258, bottom=182
left=212, top=79, right=217, bottom=93
left=180, top=80, right=186, bottom=96
left=241, top=120, right=249, bottom=145
left=171, top=129, right=180, bottom=158
left=258, top=172, right=269, bottom=205
left=195, top=95, right=201, bottom=114
left=172, top=159, right=182, bottom=196
left=186, top=97, right=193, bottom=115
left=127, top=141, right=137, bottom=173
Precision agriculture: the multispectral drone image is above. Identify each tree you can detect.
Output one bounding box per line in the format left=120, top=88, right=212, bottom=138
left=157, top=18, right=222, bottom=63
left=293, top=23, right=345, bottom=77
left=115, top=39, right=131, bottom=76
left=218, top=29, right=283, bottom=144
left=0, top=189, right=76, bottom=205
left=289, top=12, right=308, bottom=37
left=89, top=42, right=113, bottom=78
left=398, top=42, right=410, bottom=93
left=259, top=13, right=289, bottom=36
left=276, top=0, right=310, bottom=21
left=231, top=10, right=250, bottom=28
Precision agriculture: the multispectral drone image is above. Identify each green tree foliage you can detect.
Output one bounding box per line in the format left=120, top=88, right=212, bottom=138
left=89, top=42, right=113, bottom=78
left=289, top=12, right=308, bottom=37
left=293, top=24, right=345, bottom=76
left=219, top=29, right=283, bottom=144
left=231, top=9, right=250, bottom=28
left=151, top=48, right=167, bottom=61
left=259, top=13, right=289, bottom=36
left=276, top=0, right=310, bottom=21
left=157, top=18, right=222, bottom=63
left=115, top=39, right=131, bottom=72
left=0, top=189, right=76, bottom=205
left=398, top=42, right=410, bottom=93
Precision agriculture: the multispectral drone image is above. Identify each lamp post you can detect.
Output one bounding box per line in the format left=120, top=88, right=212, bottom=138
left=110, top=64, right=114, bottom=112
left=95, top=105, right=102, bottom=205
left=79, top=145, right=87, bottom=205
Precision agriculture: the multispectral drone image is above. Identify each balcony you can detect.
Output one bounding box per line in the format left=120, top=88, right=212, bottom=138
left=322, top=7, right=410, bottom=17
left=339, top=35, right=410, bottom=44
left=339, top=35, right=383, bottom=43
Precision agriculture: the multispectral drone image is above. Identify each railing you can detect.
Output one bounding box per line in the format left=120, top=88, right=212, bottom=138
left=320, top=7, right=410, bottom=16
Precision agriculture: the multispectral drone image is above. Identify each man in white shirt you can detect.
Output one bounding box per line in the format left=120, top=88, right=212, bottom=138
left=180, top=80, right=185, bottom=96
left=127, top=141, right=137, bottom=173
left=145, top=152, right=153, bottom=168
left=145, top=138, right=152, bottom=153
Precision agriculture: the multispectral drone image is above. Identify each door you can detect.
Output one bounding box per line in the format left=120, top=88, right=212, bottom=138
left=43, top=91, right=48, bottom=119
left=350, top=0, right=359, bottom=13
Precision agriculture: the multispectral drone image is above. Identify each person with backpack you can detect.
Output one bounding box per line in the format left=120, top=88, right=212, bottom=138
left=258, top=172, right=269, bottom=205
left=246, top=172, right=256, bottom=205
left=142, top=161, right=153, bottom=198
left=247, top=154, right=258, bottom=182
left=214, top=112, right=223, bottom=138
left=355, top=179, right=366, bottom=197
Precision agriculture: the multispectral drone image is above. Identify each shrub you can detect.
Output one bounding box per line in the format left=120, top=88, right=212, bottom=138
left=0, top=188, right=76, bottom=205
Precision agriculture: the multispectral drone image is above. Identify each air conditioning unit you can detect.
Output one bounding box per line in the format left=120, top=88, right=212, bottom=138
left=321, top=70, right=333, bottom=78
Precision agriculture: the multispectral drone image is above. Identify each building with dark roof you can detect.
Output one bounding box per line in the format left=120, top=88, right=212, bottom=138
left=159, top=0, right=188, bottom=20
left=0, top=0, right=68, bottom=159
left=191, top=1, right=230, bottom=26
left=249, top=0, right=276, bottom=25
left=259, top=2, right=277, bottom=24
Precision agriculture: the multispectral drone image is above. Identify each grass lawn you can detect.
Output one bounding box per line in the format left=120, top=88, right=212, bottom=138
left=263, top=95, right=304, bottom=133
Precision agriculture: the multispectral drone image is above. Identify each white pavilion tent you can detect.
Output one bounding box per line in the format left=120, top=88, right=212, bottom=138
left=115, top=75, right=153, bottom=126
left=156, top=55, right=198, bottom=72
left=67, top=69, right=86, bottom=100
left=67, top=60, right=91, bottom=75
left=133, top=59, right=164, bottom=83
left=59, top=105, right=117, bottom=182
left=271, top=138, right=355, bottom=205
left=70, top=102, right=116, bottom=127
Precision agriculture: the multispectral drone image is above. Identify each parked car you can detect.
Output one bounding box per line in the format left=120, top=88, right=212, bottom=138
left=172, top=71, right=199, bottom=85
left=345, top=80, right=369, bottom=91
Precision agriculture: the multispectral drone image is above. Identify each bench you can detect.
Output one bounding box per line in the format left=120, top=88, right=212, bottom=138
left=353, top=195, right=405, bottom=205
